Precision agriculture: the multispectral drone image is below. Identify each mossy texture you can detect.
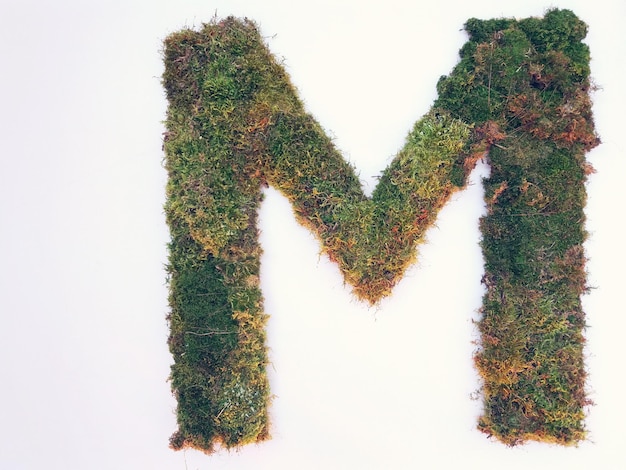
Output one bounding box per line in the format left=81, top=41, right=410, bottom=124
left=437, top=8, right=598, bottom=445
left=162, top=9, right=597, bottom=452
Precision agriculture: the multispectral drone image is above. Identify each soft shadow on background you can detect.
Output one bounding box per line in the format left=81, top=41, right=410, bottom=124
left=1, top=0, right=624, bottom=468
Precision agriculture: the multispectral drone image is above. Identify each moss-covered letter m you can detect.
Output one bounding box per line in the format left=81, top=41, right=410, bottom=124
left=162, top=9, right=598, bottom=452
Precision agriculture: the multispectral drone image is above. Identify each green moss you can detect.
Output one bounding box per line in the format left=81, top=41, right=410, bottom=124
left=162, top=9, right=598, bottom=451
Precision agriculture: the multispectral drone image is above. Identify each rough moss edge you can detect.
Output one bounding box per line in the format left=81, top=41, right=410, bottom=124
left=162, top=8, right=598, bottom=452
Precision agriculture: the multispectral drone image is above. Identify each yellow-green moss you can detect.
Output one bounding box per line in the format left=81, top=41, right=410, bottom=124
left=163, top=9, right=598, bottom=452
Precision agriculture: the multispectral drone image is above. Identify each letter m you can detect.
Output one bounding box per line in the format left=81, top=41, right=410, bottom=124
left=162, top=9, right=598, bottom=452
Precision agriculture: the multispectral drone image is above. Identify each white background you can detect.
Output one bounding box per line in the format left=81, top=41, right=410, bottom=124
left=1, top=0, right=624, bottom=469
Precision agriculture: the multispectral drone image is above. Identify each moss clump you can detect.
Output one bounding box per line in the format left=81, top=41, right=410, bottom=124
left=162, top=9, right=598, bottom=451
left=436, top=8, right=598, bottom=445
